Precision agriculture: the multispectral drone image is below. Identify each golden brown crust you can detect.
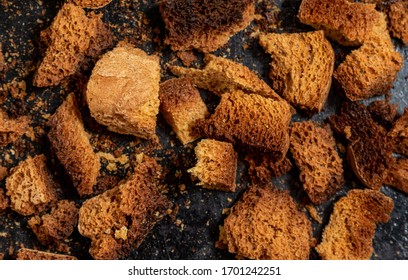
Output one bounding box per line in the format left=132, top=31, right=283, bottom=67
left=86, top=46, right=160, bottom=140
left=290, top=121, right=344, bottom=204
left=188, top=139, right=237, bottom=192
left=389, top=109, right=408, bottom=156
left=5, top=155, right=59, bottom=216
left=0, top=110, right=30, bottom=147
left=159, top=0, right=255, bottom=52
left=159, top=78, right=209, bottom=145
left=71, top=0, right=113, bottom=9
left=388, top=1, right=408, bottom=44
left=222, top=186, right=312, bottom=259
left=316, top=189, right=394, bottom=260
left=48, top=93, right=101, bottom=197
left=16, top=248, right=77, bottom=260
left=259, top=31, right=334, bottom=112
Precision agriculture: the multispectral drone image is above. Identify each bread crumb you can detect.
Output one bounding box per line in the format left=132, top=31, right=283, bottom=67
left=305, top=204, right=322, bottom=224
left=114, top=226, right=128, bottom=241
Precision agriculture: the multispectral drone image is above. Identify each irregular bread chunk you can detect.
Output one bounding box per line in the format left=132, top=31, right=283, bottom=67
left=384, top=158, right=408, bottom=194
left=388, top=1, right=408, bottom=44
left=0, top=110, right=29, bottom=147
left=16, top=248, right=77, bottom=260
left=389, top=109, right=408, bottom=156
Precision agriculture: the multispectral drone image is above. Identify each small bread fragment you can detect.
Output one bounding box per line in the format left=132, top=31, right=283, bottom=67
left=78, top=155, right=171, bottom=260
left=298, top=0, right=383, bottom=46
left=86, top=45, right=160, bottom=140
left=28, top=200, right=79, bottom=245
left=367, top=99, right=398, bottom=129
left=384, top=158, right=408, bottom=194
left=5, top=155, right=59, bottom=216
left=389, top=109, right=408, bottom=156
left=16, top=248, right=77, bottom=260
left=316, top=189, right=394, bottom=260
left=0, top=110, right=30, bottom=147
left=71, top=0, right=113, bottom=9
left=169, top=54, right=281, bottom=100
left=388, top=1, right=408, bottom=44
left=220, top=185, right=312, bottom=260
left=245, top=154, right=292, bottom=184
left=159, top=0, right=254, bottom=52
left=0, top=189, right=9, bottom=212
left=197, top=90, right=291, bottom=158
left=259, top=30, right=334, bottom=112
left=188, top=139, right=237, bottom=192
left=48, top=93, right=101, bottom=197
left=290, top=121, right=344, bottom=204
left=159, top=78, right=209, bottom=145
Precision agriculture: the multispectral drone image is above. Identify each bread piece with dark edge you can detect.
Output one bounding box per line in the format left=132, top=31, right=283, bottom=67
left=388, top=1, right=408, bottom=45
left=367, top=99, right=398, bottom=129
left=16, top=248, right=77, bottom=260
left=0, top=189, right=9, bottom=212
left=159, top=0, right=254, bottom=52
left=384, top=158, right=408, bottom=194
left=71, top=0, right=113, bottom=9
left=329, top=102, right=394, bottom=190
left=259, top=30, right=334, bottom=112
left=298, top=0, right=383, bottom=46
left=48, top=93, right=101, bottom=197
left=316, top=189, right=394, bottom=259
left=5, top=155, right=59, bottom=216
left=188, top=139, right=237, bottom=192
left=78, top=154, right=171, bottom=260
left=245, top=154, right=292, bottom=184
left=28, top=200, right=79, bottom=245
left=219, top=185, right=312, bottom=259
left=159, top=78, right=209, bottom=145
left=86, top=45, right=160, bottom=140
left=169, top=54, right=282, bottom=100
left=0, top=109, right=29, bottom=147
left=197, top=90, right=291, bottom=159
left=290, top=121, right=344, bottom=204
left=389, top=109, right=408, bottom=156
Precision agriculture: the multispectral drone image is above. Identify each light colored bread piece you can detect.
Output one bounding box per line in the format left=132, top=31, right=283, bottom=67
left=5, top=155, right=59, bottom=216
left=78, top=155, right=171, bottom=260
left=71, top=0, right=113, bottom=9
left=290, top=121, right=344, bottom=204
left=159, top=0, right=254, bottom=52
left=28, top=200, right=79, bottom=245
left=316, top=189, right=394, bottom=260
left=197, top=90, right=291, bottom=159
left=16, top=248, right=77, bottom=260
left=86, top=45, right=160, bottom=140
left=159, top=78, right=209, bottom=145
left=298, top=0, right=383, bottom=46
left=221, top=185, right=312, bottom=259
left=169, top=54, right=282, bottom=100
left=389, top=108, right=408, bottom=156
left=48, top=93, right=101, bottom=197
left=0, top=188, right=9, bottom=212
left=385, top=158, right=408, bottom=194
left=388, top=1, right=408, bottom=45
left=188, top=139, right=237, bottom=192
left=0, top=109, right=29, bottom=147
left=259, top=31, right=334, bottom=112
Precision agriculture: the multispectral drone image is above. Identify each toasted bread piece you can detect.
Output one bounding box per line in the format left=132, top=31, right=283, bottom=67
left=159, top=78, right=209, bottom=145
left=0, top=189, right=9, bottom=212
left=259, top=31, right=334, bottom=112
left=197, top=90, right=291, bottom=159
left=86, top=45, right=160, bottom=140
left=78, top=155, right=171, bottom=260
left=33, top=3, right=112, bottom=87
left=188, top=139, right=237, bottom=192
left=298, top=0, right=383, bottom=46
left=316, top=189, right=394, bottom=260
left=0, top=110, right=29, bottom=147
left=28, top=200, right=79, bottom=245
left=290, top=121, right=344, bottom=204
left=5, top=155, right=59, bottom=216
left=159, top=0, right=254, bottom=52
left=169, top=54, right=282, bottom=100
left=388, top=1, right=408, bottom=44
left=245, top=154, right=292, bottom=184
left=367, top=99, right=398, bottom=129
left=48, top=93, right=101, bottom=197
left=71, top=0, right=113, bottom=9
left=389, top=108, right=408, bottom=156
left=16, top=248, right=77, bottom=260
left=221, top=185, right=312, bottom=259
left=384, top=158, right=408, bottom=194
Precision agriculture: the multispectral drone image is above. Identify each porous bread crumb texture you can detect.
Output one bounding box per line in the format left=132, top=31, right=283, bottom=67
left=222, top=186, right=312, bottom=260
left=16, top=248, right=77, bottom=260
left=389, top=108, right=408, bottom=156
left=388, top=1, right=408, bottom=45
left=78, top=155, right=171, bottom=260
left=385, top=158, right=408, bottom=194
left=0, top=189, right=9, bottom=211
left=28, top=200, right=79, bottom=245
left=197, top=90, right=291, bottom=158
left=329, top=102, right=394, bottom=190
left=33, top=3, right=113, bottom=87
left=170, top=54, right=282, bottom=100
left=71, top=0, right=113, bottom=9
left=5, top=155, right=58, bottom=216
left=316, top=189, right=394, bottom=260
left=259, top=30, right=334, bottom=112
left=159, top=0, right=255, bottom=52
left=48, top=93, right=101, bottom=197
left=290, top=121, right=344, bottom=205
left=367, top=99, right=398, bottom=129
left=86, top=45, right=160, bottom=140
left=245, top=154, right=292, bottom=184
left=0, top=109, right=30, bottom=147
left=188, top=139, right=237, bottom=192
left=298, top=0, right=383, bottom=46
left=159, top=78, right=209, bottom=145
